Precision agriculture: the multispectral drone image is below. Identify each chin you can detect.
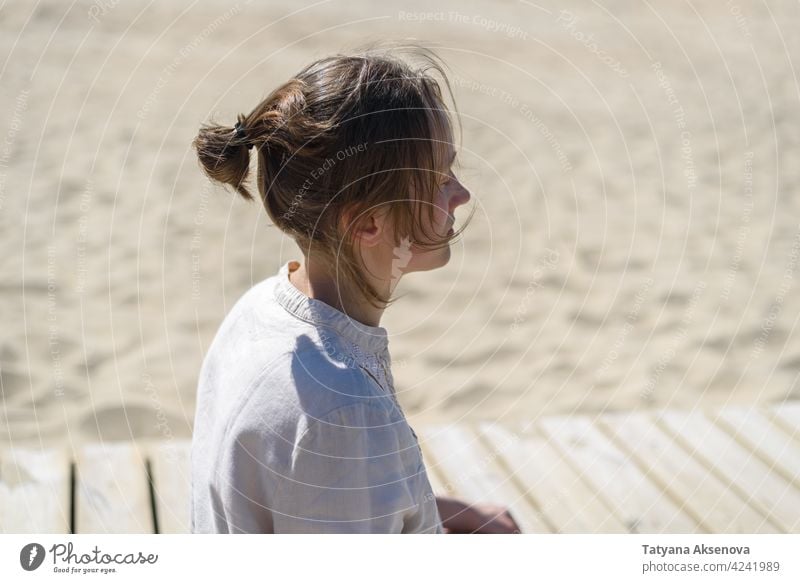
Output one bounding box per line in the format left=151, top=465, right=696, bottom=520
left=406, top=246, right=450, bottom=273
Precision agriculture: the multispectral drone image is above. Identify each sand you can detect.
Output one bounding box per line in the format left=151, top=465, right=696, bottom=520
left=1, top=0, right=798, bottom=447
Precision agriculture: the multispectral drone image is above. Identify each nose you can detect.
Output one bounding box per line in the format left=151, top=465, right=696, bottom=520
left=450, top=179, right=471, bottom=212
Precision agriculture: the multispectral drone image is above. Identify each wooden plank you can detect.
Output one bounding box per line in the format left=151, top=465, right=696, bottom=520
left=0, top=447, right=70, bottom=533
left=479, top=422, right=628, bottom=533
left=770, top=401, right=800, bottom=441
left=714, top=407, right=800, bottom=487
left=540, top=415, right=699, bottom=533
left=75, top=441, right=153, bottom=533
left=658, top=410, right=800, bottom=533
left=418, top=424, right=551, bottom=533
left=601, top=412, right=780, bottom=533
left=147, top=439, right=191, bottom=534
left=417, top=440, right=452, bottom=497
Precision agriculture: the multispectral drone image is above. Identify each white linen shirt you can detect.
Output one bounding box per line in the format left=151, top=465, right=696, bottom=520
left=191, top=259, right=443, bottom=533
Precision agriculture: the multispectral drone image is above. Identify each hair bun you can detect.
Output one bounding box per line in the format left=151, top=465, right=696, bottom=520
left=192, top=119, right=255, bottom=200
left=233, top=121, right=253, bottom=150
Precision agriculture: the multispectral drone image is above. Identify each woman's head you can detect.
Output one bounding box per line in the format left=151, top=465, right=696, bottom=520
left=193, top=43, right=473, bottom=309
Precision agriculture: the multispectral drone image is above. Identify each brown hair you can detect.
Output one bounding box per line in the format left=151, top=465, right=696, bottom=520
left=193, top=42, right=474, bottom=309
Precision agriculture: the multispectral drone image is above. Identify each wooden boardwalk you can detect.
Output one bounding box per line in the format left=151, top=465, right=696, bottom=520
left=1, top=402, right=798, bottom=533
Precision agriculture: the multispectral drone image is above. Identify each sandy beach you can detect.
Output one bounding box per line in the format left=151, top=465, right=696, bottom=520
left=1, top=0, right=798, bottom=448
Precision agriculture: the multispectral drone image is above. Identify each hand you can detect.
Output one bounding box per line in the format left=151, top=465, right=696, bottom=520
left=447, top=502, right=521, bottom=534
left=436, top=496, right=521, bottom=534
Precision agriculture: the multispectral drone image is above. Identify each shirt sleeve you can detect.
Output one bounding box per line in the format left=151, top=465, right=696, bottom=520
left=270, top=402, right=431, bottom=533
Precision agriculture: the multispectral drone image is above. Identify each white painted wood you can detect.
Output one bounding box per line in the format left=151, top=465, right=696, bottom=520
left=658, top=410, right=800, bottom=533
left=75, top=441, right=153, bottom=533
left=418, top=424, right=551, bottom=533
left=601, top=412, right=780, bottom=533
left=148, top=439, right=191, bottom=533
left=540, top=415, right=699, bottom=533
left=0, top=447, right=70, bottom=533
left=714, top=407, right=800, bottom=488
left=10, top=403, right=796, bottom=535
left=771, top=402, right=800, bottom=442
left=479, top=423, right=627, bottom=533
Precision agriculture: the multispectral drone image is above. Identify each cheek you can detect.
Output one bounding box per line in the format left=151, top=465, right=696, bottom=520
left=433, top=190, right=450, bottom=224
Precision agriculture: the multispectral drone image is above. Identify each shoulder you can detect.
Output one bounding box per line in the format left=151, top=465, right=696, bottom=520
left=285, top=335, right=395, bottom=416
left=226, top=338, right=398, bottom=439
left=292, top=401, right=421, bottom=475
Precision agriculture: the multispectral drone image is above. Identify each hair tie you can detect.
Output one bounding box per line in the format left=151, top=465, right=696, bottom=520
left=234, top=121, right=253, bottom=150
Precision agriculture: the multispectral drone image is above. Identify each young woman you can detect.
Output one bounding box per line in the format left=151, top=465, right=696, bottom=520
left=190, top=44, right=520, bottom=534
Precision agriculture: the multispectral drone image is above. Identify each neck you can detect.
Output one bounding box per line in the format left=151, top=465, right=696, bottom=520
left=289, top=256, right=387, bottom=328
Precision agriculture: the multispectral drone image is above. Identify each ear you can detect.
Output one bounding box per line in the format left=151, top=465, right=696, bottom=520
left=344, top=207, right=388, bottom=248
